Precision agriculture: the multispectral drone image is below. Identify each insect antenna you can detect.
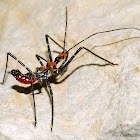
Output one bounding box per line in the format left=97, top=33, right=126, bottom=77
left=74, top=36, right=140, bottom=61
left=63, top=7, right=68, bottom=52
left=66, top=27, right=140, bottom=53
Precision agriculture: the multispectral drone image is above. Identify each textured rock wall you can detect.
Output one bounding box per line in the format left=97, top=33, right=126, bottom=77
left=0, top=0, right=140, bottom=139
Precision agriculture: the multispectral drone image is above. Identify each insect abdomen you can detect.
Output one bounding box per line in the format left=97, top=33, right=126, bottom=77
left=11, top=70, right=36, bottom=84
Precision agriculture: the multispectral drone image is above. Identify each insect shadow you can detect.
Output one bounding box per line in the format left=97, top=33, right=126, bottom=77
left=11, top=36, right=140, bottom=94
left=11, top=63, right=111, bottom=94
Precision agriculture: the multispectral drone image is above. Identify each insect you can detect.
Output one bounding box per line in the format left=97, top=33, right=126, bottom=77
left=1, top=7, right=140, bottom=131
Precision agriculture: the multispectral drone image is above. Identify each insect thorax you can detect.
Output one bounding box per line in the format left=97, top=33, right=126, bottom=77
left=33, top=68, right=50, bottom=84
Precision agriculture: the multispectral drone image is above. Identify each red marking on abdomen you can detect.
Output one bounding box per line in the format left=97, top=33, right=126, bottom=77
left=11, top=70, right=37, bottom=84
left=16, top=74, right=36, bottom=84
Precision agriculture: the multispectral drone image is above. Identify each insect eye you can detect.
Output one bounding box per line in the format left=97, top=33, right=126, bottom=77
left=54, top=57, right=60, bottom=63
left=11, top=70, right=16, bottom=75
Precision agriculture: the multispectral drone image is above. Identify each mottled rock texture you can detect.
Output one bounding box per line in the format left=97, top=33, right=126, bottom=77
left=0, top=0, right=140, bottom=139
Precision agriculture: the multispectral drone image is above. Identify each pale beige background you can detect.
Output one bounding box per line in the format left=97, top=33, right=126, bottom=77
left=0, top=0, right=140, bottom=139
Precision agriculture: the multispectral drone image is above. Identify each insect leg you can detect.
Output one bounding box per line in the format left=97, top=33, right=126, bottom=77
left=1, top=52, right=37, bottom=126
left=1, top=52, right=32, bottom=84
left=45, top=34, right=53, bottom=62
left=45, top=34, right=64, bottom=50
left=59, top=47, right=117, bottom=74
left=36, top=54, right=48, bottom=66
left=30, top=77, right=37, bottom=127
left=45, top=34, right=67, bottom=61
left=45, top=79, right=54, bottom=132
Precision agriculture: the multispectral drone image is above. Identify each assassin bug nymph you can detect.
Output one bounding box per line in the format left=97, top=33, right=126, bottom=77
left=1, top=7, right=140, bottom=131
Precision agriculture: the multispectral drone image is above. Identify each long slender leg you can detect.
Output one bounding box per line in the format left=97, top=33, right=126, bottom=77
left=1, top=52, right=32, bottom=84
left=45, top=79, right=54, bottom=132
left=46, top=35, right=63, bottom=49
left=59, top=47, right=117, bottom=74
left=0, top=52, right=37, bottom=127
left=30, top=77, right=37, bottom=127
left=45, top=34, right=67, bottom=52
left=36, top=54, right=48, bottom=67
left=44, top=8, right=68, bottom=61
left=45, top=34, right=67, bottom=61
left=45, top=35, right=53, bottom=62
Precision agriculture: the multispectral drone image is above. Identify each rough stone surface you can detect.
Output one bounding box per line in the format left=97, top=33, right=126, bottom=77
left=0, top=0, right=140, bottom=140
